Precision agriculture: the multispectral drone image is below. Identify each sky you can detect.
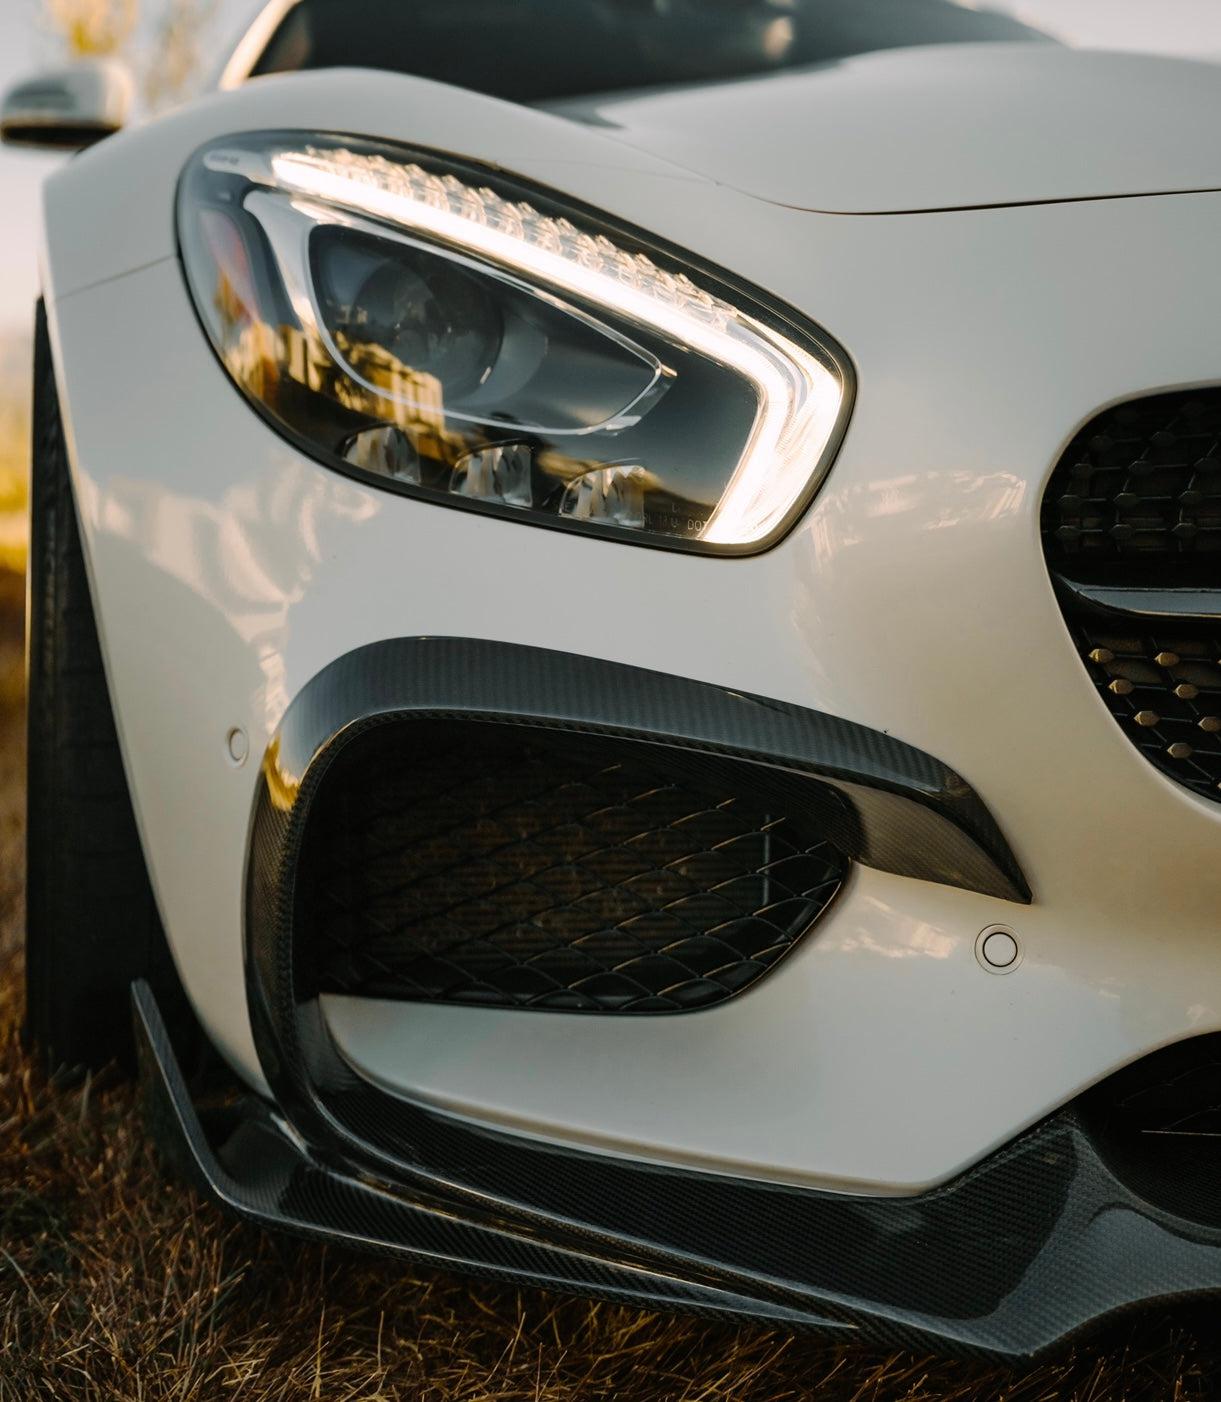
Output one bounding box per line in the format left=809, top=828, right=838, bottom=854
left=4, top=0, right=1221, bottom=334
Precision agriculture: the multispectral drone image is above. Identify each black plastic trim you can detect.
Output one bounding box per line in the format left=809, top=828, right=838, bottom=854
left=1054, top=576, right=1221, bottom=623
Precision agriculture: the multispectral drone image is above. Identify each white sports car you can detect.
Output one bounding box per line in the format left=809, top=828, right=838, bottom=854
left=11, top=0, right=1221, bottom=1361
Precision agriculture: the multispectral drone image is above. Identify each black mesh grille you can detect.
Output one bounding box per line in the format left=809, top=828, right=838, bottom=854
left=297, top=722, right=845, bottom=1013
left=1043, top=392, right=1221, bottom=565
left=1072, top=621, right=1221, bottom=800
left=1042, top=389, right=1221, bottom=803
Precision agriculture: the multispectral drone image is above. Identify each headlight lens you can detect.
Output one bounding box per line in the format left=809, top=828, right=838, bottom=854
left=178, top=132, right=851, bottom=552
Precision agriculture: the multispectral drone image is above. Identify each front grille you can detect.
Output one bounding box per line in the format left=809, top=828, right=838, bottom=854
left=1073, top=621, right=1221, bottom=800
left=1042, top=389, right=1221, bottom=802
left=1043, top=392, right=1221, bottom=565
left=297, top=721, right=845, bottom=1013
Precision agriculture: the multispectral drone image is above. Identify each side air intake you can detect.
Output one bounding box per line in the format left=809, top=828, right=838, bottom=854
left=296, top=720, right=845, bottom=1014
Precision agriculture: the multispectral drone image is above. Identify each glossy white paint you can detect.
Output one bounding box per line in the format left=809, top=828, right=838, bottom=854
left=40, top=69, right=708, bottom=301
left=38, top=65, right=1221, bottom=1193
left=558, top=44, right=1221, bottom=212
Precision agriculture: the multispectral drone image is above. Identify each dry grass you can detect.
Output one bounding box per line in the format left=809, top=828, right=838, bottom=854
left=0, top=345, right=1217, bottom=1394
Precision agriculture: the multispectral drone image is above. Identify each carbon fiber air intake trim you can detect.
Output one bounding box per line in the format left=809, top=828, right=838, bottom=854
left=254, top=636, right=1027, bottom=905
left=138, top=976, right=1221, bottom=1361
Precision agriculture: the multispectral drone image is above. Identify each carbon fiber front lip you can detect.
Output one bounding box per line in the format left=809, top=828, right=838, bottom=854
left=133, top=981, right=849, bottom=1336
left=134, top=981, right=1221, bottom=1360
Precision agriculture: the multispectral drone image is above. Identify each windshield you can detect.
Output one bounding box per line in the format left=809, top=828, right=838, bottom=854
left=244, top=0, right=1048, bottom=105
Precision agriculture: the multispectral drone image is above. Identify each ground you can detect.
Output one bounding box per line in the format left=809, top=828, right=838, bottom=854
left=0, top=522, right=1217, bottom=1397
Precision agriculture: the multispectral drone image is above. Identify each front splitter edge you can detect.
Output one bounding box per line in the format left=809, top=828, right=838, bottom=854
left=133, top=980, right=1221, bottom=1361
left=132, top=980, right=849, bottom=1335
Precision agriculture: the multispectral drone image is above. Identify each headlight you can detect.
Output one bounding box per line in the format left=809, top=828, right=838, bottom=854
left=177, top=132, right=851, bottom=553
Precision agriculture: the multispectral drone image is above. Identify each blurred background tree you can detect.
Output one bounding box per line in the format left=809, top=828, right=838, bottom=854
left=41, top=0, right=217, bottom=109
left=0, top=339, right=29, bottom=578
left=144, top=0, right=215, bottom=110
left=43, top=0, right=139, bottom=57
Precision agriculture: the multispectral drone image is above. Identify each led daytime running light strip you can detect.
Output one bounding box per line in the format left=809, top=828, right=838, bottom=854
left=267, top=147, right=842, bottom=545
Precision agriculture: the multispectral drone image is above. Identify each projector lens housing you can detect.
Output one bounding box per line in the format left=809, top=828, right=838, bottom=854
left=177, top=132, right=852, bottom=553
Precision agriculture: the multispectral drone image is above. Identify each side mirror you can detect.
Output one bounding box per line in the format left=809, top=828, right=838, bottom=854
left=1, top=60, right=134, bottom=151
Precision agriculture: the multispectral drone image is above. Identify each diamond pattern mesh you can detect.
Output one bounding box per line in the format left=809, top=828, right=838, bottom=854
left=298, top=722, right=844, bottom=1013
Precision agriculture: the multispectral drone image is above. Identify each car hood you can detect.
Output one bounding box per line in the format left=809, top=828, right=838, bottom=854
left=547, top=43, right=1221, bottom=213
